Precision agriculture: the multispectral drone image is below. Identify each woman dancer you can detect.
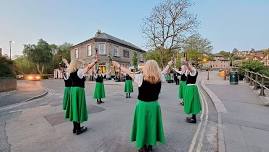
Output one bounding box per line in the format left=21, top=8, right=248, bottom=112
left=93, top=69, right=106, bottom=104
left=124, top=73, right=133, bottom=98
left=112, top=60, right=173, bottom=152
left=183, top=62, right=202, bottom=123
left=65, top=59, right=98, bottom=135
left=173, top=63, right=187, bottom=106
left=61, top=58, right=71, bottom=111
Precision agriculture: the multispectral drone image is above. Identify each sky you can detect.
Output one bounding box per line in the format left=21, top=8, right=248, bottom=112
left=0, top=0, right=268, bottom=58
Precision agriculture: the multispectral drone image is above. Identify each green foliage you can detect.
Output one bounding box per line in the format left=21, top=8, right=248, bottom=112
left=23, top=39, right=53, bottom=75
left=52, top=43, right=72, bottom=69
left=240, top=60, right=265, bottom=72
left=144, top=48, right=174, bottom=68
left=14, top=55, right=36, bottom=74
left=184, top=34, right=213, bottom=54
left=218, top=51, right=230, bottom=59
left=0, top=56, right=16, bottom=78
left=132, top=52, right=138, bottom=69
left=260, top=69, right=269, bottom=77
left=22, top=39, right=72, bottom=75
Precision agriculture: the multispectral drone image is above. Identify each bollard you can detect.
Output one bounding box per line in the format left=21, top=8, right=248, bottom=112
left=249, top=72, right=253, bottom=86
left=245, top=71, right=249, bottom=83
left=254, top=74, right=258, bottom=90
left=259, top=76, right=265, bottom=96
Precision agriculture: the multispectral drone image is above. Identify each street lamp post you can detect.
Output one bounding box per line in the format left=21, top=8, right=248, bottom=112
left=9, top=41, right=15, bottom=60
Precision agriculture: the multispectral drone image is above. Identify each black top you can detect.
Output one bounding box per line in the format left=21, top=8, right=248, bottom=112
left=96, top=75, right=103, bottom=83
left=138, top=80, right=162, bottom=102
left=125, top=74, right=132, bottom=81
left=63, top=73, right=72, bottom=87
left=186, top=71, right=198, bottom=84
left=181, top=74, right=187, bottom=81
left=70, top=70, right=86, bottom=88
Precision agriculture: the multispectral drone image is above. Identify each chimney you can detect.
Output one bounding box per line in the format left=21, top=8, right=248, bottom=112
left=95, top=30, right=102, bottom=36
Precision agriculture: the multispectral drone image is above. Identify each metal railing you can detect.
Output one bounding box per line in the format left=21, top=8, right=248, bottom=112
left=245, top=70, right=269, bottom=96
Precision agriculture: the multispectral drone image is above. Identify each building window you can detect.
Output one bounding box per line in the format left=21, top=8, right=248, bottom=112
left=112, top=46, right=119, bottom=57
left=123, top=50, right=129, bottom=58
left=140, top=54, right=144, bottom=61
left=97, top=43, right=106, bottom=55
left=87, top=45, right=92, bottom=56
left=75, top=48, right=79, bottom=59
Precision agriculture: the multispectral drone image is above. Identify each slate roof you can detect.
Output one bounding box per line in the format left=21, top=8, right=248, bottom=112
left=72, top=31, right=145, bottom=53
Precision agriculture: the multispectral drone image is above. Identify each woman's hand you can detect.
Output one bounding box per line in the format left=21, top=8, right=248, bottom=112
left=168, top=60, right=174, bottom=66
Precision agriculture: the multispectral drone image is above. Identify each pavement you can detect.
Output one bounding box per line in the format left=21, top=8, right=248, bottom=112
left=201, top=71, right=269, bottom=152
left=0, top=79, right=204, bottom=152
left=2, top=72, right=268, bottom=152
left=0, top=80, right=48, bottom=108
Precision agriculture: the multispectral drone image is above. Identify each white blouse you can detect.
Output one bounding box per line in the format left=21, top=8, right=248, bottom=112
left=134, top=73, right=166, bottom=87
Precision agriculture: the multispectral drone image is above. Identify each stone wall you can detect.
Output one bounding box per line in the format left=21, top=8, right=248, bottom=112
left=0, top=78, right=17, bottom=92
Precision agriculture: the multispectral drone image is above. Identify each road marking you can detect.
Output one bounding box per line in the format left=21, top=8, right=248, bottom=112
left=196, top=87, right=209, bottom=152
left=188, top=82, right=209, bottom=152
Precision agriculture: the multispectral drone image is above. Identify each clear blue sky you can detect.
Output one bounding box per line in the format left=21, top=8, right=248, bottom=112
left=0, top=0, right=268, bottom=57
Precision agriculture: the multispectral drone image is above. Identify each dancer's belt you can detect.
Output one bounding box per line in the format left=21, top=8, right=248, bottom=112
left=187, top=84, right=196, bottom=86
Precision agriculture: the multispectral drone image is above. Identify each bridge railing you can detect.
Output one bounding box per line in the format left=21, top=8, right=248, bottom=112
left=245, top=70, right=269, bottom=96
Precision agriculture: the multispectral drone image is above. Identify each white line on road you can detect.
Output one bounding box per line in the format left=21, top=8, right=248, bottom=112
left=188, top=82, right=209, bottom=152
left=196, top=87, right=209, bottom=152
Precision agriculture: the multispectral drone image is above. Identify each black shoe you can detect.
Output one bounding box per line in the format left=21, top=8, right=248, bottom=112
left=138, top=146, right=146, bottom=152
left=76, top=126, right=87, bottom=135
left=147, top=145, right=153, bottom=152
left=100, top=100, right=104, bottom=103
left=97, top=101, right=101, bottom=104
left=186, top=117, right=196, bottom=123
left=73, top=129, right=76, bottom=134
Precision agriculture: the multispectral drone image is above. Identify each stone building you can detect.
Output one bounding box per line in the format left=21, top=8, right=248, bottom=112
left=204, top=55, right=230, bottom=69
left=70, top=31, right=145, bottom=74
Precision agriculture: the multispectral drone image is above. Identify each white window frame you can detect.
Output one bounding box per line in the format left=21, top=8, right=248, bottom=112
left=123, top=50, right=130, bottom=58
left=75, top=48, right=79, bottom=59
left=97, top=43, right=106, bottom=55
left=140, top=54, right=144, bottom=61
left=112, top=46, right=119, bottom=57
left=87, top=45, right=92, bottom=56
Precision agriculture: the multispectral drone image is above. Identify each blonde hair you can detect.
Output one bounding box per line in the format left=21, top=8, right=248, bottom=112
left=142, top=60, right=161, bottom=84
left=67, top=59, right=81, bottom=74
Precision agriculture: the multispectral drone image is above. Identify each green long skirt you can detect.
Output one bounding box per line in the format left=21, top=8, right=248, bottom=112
left=178, top=81, right=187, bottom=99
left=65, top=87, right=88, bottom=123
left=183, top=85, right=202, bottom=114
left=124, top=80, right=133, bottom=93
left=63, top=87, right=71, bottom=110
left=131, top=100, right=166, bottom=149
left=93, top=82, right=106, bottom=99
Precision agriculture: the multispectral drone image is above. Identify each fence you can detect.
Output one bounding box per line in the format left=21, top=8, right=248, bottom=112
left=245, top=70, right=269, bottom=96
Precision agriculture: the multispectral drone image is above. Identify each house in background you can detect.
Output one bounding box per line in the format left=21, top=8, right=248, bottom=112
left=70, top=30, right=145, bottom=75
left=204, top=54, right=230, bottom=69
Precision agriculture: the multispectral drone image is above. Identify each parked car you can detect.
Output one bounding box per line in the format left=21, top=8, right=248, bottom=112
left=24, top=74, right=41, bottom=81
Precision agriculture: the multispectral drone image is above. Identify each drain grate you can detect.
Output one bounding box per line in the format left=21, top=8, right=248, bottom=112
left=44, top=105, right=105, bottom=126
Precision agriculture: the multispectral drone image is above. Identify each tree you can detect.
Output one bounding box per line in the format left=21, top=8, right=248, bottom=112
left=144, top=48, right=175, bottom=68
left=183, top=34, right=213, bottom=54
left=0, top=56, right=16, bottom=78
left=232, top=48, right=239, bottom=53
left=132, top=52, right=138, bottom=69
left=23, top=39, right=53, bottom=75
left=142, top=0, right=198, bottom=67
left=52, top=43, right=72, bottom=69
left=218, top=51, right=230, bottom=59
left=14, top=55, right=36, bottom=74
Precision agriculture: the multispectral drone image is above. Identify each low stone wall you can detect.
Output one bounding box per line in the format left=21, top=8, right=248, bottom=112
left=0, top=78, right=17, bottom=92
